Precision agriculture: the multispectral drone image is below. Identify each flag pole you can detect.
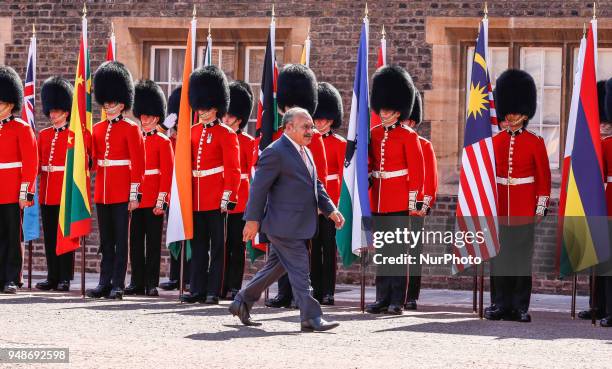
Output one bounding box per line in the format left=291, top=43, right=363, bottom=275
left=479, top=264, right=484, bottom=319
left=571, top=273, right=577, bottom=319
left=472, top=265, right=477, bottom=313
left=590, top=268, right=597, bottom=326
left=360, top=249, right=366, bottom=313
left=81, top=236, right=86, bottom=297
left=179, top=241, right=185, bottom=301
left=28, top=241, right=33, bottom=290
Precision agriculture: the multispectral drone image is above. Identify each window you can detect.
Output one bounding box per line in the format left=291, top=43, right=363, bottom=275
left=572, top=48, right=612, bottom=82
left=520, top=47, right=563, bottom=169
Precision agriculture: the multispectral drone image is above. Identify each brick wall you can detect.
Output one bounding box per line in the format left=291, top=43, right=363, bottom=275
left=4, top=0, right=608, bottom=295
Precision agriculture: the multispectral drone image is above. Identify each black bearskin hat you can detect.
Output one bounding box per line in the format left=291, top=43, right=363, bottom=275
left=495, top=69, right=537, bottom=123
left=408, top=89, right=423, bottom=128
left=606, top=79, right=612, bottom=125
left=0, top=65, right=23, bottom=113
left=133, top=80, right=166, bottom=122
left=93, top=61, right=134, bottom=110
left=313, top=82, right=343, bottom=129
left=228, top=80, right=253, bottom=129
left=277, top=64, right=318, bottom=116
left=188, top=65, right=229, bottom=118
left=371, top=65, right=416, bottom=121
left=41, top=76, right=73, bottom=118
left=597, top=80, right=608, bottom=123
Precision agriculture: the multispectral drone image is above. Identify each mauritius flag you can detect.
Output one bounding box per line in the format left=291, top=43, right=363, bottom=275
left=57, top=15, right=92, bottom=254
left=335, top=16, right=372, bottom=267
left=557, top=19, right=610, bottom=277
left=246, top=15, right=279, bottom=263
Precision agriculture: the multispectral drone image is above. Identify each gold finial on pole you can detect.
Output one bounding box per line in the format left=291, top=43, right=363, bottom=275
left=192, top=4, right=196, bottom=19
left=583, top=22, right=587, bottom=37
left=32, top=24, right=36, bottom=36
left=381, top=24, right=386, bottom=39
left=306, top=25, right=310, bottom=40
left=484, top=2, right=488, bottom=20
left=111, top=21, right=115, bottom=37
left=272, top=4, right=275, bottom=18
left=365, top=2, right=369, bottom=17
left=593, top=2, right=597, bottom=20
left=82, top=2, right=87, bottom=18
left=208, top=23, right=211, bottom=37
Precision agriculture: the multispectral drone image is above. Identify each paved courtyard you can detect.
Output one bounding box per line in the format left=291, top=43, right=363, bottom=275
left=1, top=274, right=611, bottom=368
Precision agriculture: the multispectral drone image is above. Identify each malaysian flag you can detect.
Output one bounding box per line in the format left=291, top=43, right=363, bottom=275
left=453, top=18, right=500, bottom=273
left=21, top=31, right=40, bottom=242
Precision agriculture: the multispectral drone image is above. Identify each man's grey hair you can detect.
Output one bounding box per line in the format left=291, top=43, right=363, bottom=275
left=282, top=107, right=312, bottom=127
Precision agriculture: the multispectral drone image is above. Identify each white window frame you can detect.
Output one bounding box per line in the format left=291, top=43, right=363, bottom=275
left=150, top=45, right=187, bottom=98
left=196, top=45, right=236, bottom=71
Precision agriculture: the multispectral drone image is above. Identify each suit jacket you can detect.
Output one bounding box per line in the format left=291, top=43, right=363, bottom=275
left=244, top=134, right=336, bottom=240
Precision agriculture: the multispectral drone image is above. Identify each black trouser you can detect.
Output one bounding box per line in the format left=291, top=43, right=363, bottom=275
left=374, top=211, right=409, bottom=306
left=406, top=215, right=424, bottom=301
left=223, top=213, right=246, bottom=293
left=96, top=202, right=130, bottom=289
left=129, top=207, right=163, bottom=289
left=41, top=205, right=74, bottom=283
left=190, top=210, right=225, bottom=296
left=490, top=223, right=535, bottom=312
left=169, top=243, right=191, bottom=283
left=0, top=203, right=22, bottom=285
left=310, top=215, right=337, bottom=299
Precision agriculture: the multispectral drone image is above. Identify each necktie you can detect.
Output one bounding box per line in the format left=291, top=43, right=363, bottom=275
left=300, top=146, right=313, bottom=177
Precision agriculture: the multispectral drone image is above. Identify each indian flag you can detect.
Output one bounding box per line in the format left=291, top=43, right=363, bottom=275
left=57, top=15, right=92, bottom=254
left=335, top=16, right=372, bottom=267
left=166, top=17, right=196, bottom=249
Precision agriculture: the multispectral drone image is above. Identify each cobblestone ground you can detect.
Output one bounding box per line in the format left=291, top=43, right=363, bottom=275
left=2, top=286, right=611, bottom=369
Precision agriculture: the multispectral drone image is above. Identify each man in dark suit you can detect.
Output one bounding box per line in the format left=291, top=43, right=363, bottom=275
left=229, top=107, right=345, bottom=332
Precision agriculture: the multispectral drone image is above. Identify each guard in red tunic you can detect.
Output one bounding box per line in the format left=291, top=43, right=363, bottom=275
left=180, top=65, right=240, bottom=304
left=36, top=76, right=74, bottom=292
left=263, top=64, right=328, bottom=308
left=87, top=61, right=145, bottom=299
left=0, top=65, right=38, bottom=294
left=366, top=65, right=425, bottom=315
left=125, top=80, right=174, bottom=297
left=485, top=69, right=551, bottom=323
left=158, top=86, right=191, bottom=291
left=402, top=90, right=438, bottom=310
left=600, top=78, right=612, bottom=328
left=311, top=82, right=345, bottom=305
left=221, top=80, right=255, bottom=300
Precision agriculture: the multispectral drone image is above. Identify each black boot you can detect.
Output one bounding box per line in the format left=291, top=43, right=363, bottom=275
left=35, top=280, right=57, bottom=291
left=159, top=280, right=179, bottom=291
left=86, top=285, right=111, bottom=298
left=265, top=295, right=291, bottom=308
left=365, top=300, right=389, bottom=314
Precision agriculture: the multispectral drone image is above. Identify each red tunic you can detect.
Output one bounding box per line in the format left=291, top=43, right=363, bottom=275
left=92, top=116, right=145, bottom=204
left=191, top=120, right=241, bottom=211
left=603, top=136, right=612, bottom=216
left=141, top=130, right=174, bottom=209
left=369, top=123, right=424, bottom=213
left=230, top=130, right=255, bottom=214
left=0, top=116, right=38, bottom=204
left=493, top=128, right=551, bottom=218
left=419, top=136, right=438, bottom=209
left=321, top=131, right=347, bottom=206
left=38, top=125, right=68, bottom=205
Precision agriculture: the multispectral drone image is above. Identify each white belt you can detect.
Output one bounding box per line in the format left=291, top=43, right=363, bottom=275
left=41, top=165, right=65, bottom=172
left=240, top=173, right=249, bottom=180
left=145, top=169, right=160, bottom=175
left=326, top=174, right=339, bottom=181
left=98, top=159, right=131, bottom=167
left=372, top=169, right=408, bottom=179
left=607, top=176, right=612, bottom=183
left=192, top=166, right=224, bottom=178
left=0, top=162, right=22, bottom=169
left=496, top=176, right=535, bottom=185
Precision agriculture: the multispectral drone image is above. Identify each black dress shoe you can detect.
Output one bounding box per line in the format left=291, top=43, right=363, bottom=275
left=365, top=301, right=389, bottom=314
left=35, top=280, right=57, bottom=291
left=321, top=294, right=335, bottom=306
left=404, top=299, right=417, bottom=310
left=3, top=282, right=17, bottom=294
left=229, top=300, right=262, bottom=326
left=517, top=310, right=531, bottom=323
left=179, top=292, right=206, bottom=303
left=55, top=281, right=70, bottom=292
left=86, top=285, right=111, bottom=298
left=600, top=316, right=612, bottom=327
left=484, top=306, right=507, bottom=321
left=578, top=309, right=605, bottom=320
left=387, top=304, right=403, bottom=315
left=124, top=284, right=145, bottom=295
left=159, top=280, right=179, bottom=291
left=301, top=316, right=340, bottom=332
left=107, top=287, right=124, bottom=300
left=265, top=295, right=291, bottom=308
left=204, top=295, right=219, bottom=304
left=146, top=287, right=159, bottom=297
left=484, top=304, right=498, bottom=314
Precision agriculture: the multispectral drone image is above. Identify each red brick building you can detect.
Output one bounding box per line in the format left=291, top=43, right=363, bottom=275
left=2, top=0, right=611, bottom=294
